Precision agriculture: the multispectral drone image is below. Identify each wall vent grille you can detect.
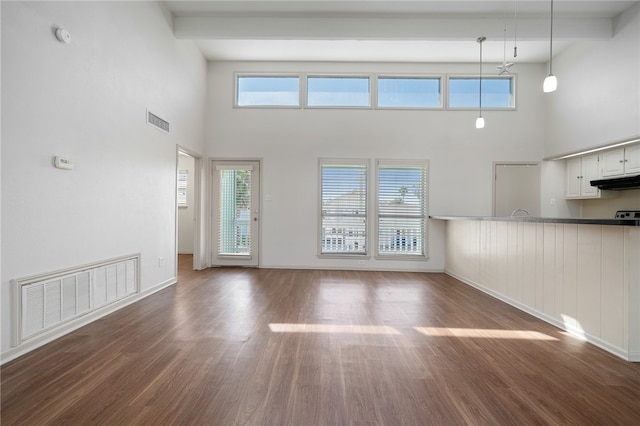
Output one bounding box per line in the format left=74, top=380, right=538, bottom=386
left=12, top=254, right=139, bottom=345
left=147, top=110, right=170, bottom=133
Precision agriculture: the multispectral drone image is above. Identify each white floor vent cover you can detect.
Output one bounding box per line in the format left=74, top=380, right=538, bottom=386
left=12, top=254, right=139, bottom=346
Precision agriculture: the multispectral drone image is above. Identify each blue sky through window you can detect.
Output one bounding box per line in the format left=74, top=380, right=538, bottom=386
left=237, top=76, right=299, bottom=106
left=448, top=77, right=513, bottom=108
left=308, top=77, right=370, bottom=107
left=378, top=77, right=441, bottom=108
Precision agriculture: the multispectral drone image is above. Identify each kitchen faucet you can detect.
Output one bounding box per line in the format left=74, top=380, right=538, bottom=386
left=511, top=208, right=531, bottom=217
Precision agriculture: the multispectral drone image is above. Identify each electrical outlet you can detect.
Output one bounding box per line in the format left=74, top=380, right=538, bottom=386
left=357, top=260, right=365, bottom=265
left=550, top=198, right=556, bottom=206
left=158, top=257, right=164, bottom=268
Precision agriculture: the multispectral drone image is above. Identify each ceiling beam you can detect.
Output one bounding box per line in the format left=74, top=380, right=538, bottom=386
left=174, top=15, right=612, bottom=42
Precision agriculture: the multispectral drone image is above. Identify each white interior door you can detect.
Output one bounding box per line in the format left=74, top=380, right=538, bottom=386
left=493, top=163, right=541, bottom=217
left=211, top=160, right=260, bottom=267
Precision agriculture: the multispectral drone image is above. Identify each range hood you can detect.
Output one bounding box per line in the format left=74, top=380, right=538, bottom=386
left=590, top=174, right=640, bottom=190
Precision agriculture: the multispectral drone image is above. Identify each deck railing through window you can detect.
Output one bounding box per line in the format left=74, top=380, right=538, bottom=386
left=321, top=226, right=422, bottom=254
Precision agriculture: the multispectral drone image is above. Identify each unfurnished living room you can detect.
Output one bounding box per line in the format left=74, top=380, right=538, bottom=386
left=2, top=1, right=640, bottom=425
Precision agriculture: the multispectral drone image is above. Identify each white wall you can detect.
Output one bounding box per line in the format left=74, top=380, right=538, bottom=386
left=1, top=1, right=206, bottom=355
left=540, top=3, right=640, bottom=219
left=207, top=61, right=546, bottom=271
left=178, top=153, right=195, bottom=254
left=545, top=3, right=640, bottom=157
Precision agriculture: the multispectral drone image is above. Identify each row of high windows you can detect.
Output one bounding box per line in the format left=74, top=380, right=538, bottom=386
left=236, top=74, right=515, bottom=109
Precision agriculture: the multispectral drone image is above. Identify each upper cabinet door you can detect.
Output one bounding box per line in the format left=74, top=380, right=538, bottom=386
left=601, top=149, right=625, bottom=177
left=625, top=144, right=640, bottom=175
left=565, top=157, right=582, bottom=198
left=580, top=154, right=601, bottom=198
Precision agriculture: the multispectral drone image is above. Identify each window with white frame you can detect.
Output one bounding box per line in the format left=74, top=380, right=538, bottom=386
left=319, top=160, right=368, bottom=255
left=376, top=160, right=428, bottom=257
left=236, top=75, right=300, bottom=107
left=307, top=76, right=370, bottom=107
left=377, top=76, right=442, bottom=108
left=447, top=76, right=514, bottom=109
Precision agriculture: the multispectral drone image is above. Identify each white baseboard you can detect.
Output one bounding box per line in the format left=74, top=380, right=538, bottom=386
left=445, top=270, right=634, bottom=362
left=257, top=264, right=445, bottom=273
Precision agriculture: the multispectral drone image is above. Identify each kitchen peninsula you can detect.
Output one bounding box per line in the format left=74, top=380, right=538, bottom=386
left=431, top=215, right=640, bottom=361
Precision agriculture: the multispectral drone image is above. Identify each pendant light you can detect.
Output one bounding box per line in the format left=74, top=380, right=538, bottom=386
left=476, top=36, right=486, bottom=129
left=543, top=0, right=558, bottom=92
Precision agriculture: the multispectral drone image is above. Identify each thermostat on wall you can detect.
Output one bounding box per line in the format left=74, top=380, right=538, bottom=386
left=54, top=156, right=74, bottom=170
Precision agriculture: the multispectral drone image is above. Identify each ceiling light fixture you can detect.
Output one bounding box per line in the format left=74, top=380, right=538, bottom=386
left=543, top=0, right=557, bottom=92
left=476, top=36, right=486, bottom=129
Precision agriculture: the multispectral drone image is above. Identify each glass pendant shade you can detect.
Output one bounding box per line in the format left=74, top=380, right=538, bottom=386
left=475, top=116, right=485, bottom=129
left=543, top=74, right=557, bottom=93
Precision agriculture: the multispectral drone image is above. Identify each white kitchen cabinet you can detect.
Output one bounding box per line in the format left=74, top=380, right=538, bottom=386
left=601, top=144, right=640, bottom=177
left=566, top=158, right=582, bottom=198
left=566, top=154, right=601, bottom=198
left=625, top=144, right=640, bottom=174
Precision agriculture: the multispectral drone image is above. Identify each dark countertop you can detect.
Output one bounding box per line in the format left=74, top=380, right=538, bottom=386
left=429, top=215, right=640, bottom=226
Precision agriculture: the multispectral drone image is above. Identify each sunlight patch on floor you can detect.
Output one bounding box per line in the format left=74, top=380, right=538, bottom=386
left=414, top=327, right=558, bottom=341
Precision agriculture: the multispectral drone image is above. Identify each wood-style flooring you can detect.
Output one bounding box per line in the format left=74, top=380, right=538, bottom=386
left=2, top=255, right=640, bottom=425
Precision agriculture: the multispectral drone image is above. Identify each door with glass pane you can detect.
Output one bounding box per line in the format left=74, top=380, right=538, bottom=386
left=211, top=160, right=260, bottom=267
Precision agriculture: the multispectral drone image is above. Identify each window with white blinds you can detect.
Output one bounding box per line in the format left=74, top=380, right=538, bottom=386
left=376, top=160, right=428, bottom=257
left=320, top=160, right=368, bottom=255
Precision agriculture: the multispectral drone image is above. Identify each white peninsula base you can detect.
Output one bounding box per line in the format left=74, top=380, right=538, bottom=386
left=437, top=218, right=640, bottom=361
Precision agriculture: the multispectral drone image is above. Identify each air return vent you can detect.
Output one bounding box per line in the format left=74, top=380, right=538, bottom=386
left=147, top=109, right=170, bottom=133
left=12, top=254, right=139, bottom=346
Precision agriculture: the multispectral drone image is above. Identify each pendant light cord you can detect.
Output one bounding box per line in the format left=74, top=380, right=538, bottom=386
left=502, top=1, right=507, bottom=64
left=549, top=0, right=554, bottom=74
left=478, top=36, right=485, bottom=117
left=513, top=0, right=518, bottom=57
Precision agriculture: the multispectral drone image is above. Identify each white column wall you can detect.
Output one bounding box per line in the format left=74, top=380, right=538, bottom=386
left=545, top=3, right=640, bottom=157
left=1, top=1, right=207, bottom=356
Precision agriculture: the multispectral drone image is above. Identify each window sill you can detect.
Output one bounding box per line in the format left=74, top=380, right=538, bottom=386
left=317, top=253, right=370, bottom=260
left=374, top=254, right=429, bottom=261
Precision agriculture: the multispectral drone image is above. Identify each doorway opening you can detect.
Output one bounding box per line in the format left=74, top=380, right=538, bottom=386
left=177, top=147, right=204, bottom=272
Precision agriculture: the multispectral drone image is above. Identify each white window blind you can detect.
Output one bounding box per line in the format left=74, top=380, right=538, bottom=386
left=377, top=160, right=428, bottom=256
left=218, top=168, right=252, bottom=255
left=320, top=160, right=368, bottom=254
left=177, top=169, right=187, bottom=207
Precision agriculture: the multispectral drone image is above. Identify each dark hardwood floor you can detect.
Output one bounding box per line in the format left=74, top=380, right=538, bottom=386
left=2, top=255, right=640, bottom=425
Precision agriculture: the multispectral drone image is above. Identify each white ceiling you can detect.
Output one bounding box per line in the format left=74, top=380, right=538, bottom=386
left=164, top=0, right=639, bottom=63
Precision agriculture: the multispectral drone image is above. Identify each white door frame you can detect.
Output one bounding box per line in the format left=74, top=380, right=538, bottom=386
left=210, top=158, right=262, bottom=267
left=176, top=146, right=205, bottom=271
